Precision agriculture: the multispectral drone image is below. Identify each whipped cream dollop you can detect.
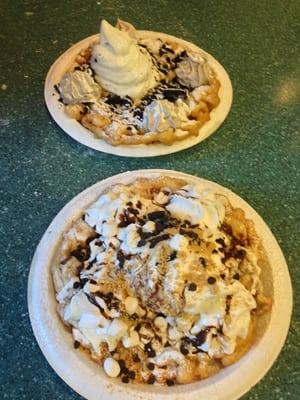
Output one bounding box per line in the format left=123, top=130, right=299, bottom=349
left=166, top=184, right=225, bottom=229
left=186, top=280, right=256, bottom=356
left=175, top=53, right=210, bottom=88
left=91, top=20, right=159, bottom=99
left=58, top=70, right=101, bottom=104
left=142, top=99, right=190, bottom=132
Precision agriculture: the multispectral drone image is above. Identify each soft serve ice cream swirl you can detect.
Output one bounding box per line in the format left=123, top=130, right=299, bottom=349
left=91, top=20, right=159, bottom=100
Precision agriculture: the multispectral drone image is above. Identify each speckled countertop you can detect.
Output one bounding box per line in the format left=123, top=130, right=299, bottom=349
left=0, top=0, right=299, bottom=399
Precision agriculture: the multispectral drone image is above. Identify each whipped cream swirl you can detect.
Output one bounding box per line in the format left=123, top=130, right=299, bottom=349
left=91, top=20, right=159, bottom=99
left=58, top=70, right=101, bottom=104
left=142, top=99, right=190, bottom=132
left=175, top=53, right=210, bottom=88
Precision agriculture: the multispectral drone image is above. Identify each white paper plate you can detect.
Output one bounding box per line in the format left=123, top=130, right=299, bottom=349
left=28, top=170, right=292, bottom=400
left=45, top=32, right=233, bottom=157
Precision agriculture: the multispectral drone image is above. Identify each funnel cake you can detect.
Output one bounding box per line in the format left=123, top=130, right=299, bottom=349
left=56, top=20, right=221, bottom=146
left=52, top=177, right=272, bottom=385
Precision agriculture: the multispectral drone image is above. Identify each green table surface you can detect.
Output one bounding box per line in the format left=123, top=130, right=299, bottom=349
left=1, top=0, right=299, bottom=399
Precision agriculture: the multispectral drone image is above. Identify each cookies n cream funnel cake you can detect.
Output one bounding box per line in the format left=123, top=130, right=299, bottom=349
left=52, top=177, right=272, bottom=385
left=56, top=20, right=221, bottom=146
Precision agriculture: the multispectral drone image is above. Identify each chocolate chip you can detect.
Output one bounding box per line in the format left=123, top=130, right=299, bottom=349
left=233, top=249, right=246, bottom=260
left=128, top=371, right=136, bottom=379
left=188, top=283, right=197, bottom=291
left=233, top=273, right=240, bottom=280
left=220, top=273, right=226, bottom=279
left=138, top=228, right=154, bottom=240
left=122, top=376, right=129, bottom=383
left=195, top=327, right=212, bottom=346
left=163, top=88, right=187, bottom=102
left=136, top=200, right=142, bottom=209
left=221, top=223, right=232, bottom=235
left=154, top=220, right=167, bottom=232
left=133, top=354, right=140, bottom=363
left=137, top=238, right=147, bottom=247
left=207, top=276, right=216, bottom=284
left=147, top=362, right=155, bottom=371
left=73, top=281, right=81, bottom=289
left=111, top=301, right=119, bottom=309
left=147, top=211, right=168, bottom=221
left=166, top=379, right=175, bottom=386
left=199, top=257, right=207, bottom=267
left=169, top=251, right=177, bottom=261
left=53, top=84, right=60, bottom=94
left=118, top=360, right=126, bottom=370
left=118, top=221, right=128, bottom=228
left=127, top=207, right=139, bottom=215
left=226, top=295, right=232, bottom=314
left=128, top=313, right=139, bottom=321
left=147, top=375, right=156, bottom=384
left=180, top=345, right=189, bottom=355
left=179, top=228, right=198, bottom=240
left=134, top=323, right=142, bottom=332
left=73, top=340, right=80, bottom=349
left=106, top=94, right=132, bottom=107
left=106, top=292, right=113, bottom=301
left=145, top=343, right=156, bottom=358
left=117, top=250, right=125, bottom=268
left=216, top=238, right=226, bottom=247
left=71, top=245, right=90, bottom=261
left=80, top=278, right=89, bottom=287
left=149, top=233, right=170, bottom=248
left=212, top=249, right=218, bottom=254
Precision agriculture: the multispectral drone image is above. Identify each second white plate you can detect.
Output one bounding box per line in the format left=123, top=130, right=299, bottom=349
left=28, top=169, right=292, bottom=400
left=45, top=31, right=233, bottom=157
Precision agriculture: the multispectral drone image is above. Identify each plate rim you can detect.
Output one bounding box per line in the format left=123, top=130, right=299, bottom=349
left=44, top=31, right=233, bottom=157
left=28, top=169, right=292, bottom=400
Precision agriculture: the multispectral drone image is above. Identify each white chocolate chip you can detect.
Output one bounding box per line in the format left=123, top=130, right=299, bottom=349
left=154, top=316, right=167, bottom=332
left=103, top=357, right=120, bottom=377
left=154, top=191, right=169, bottom=205
left=143, top=221, right=156, bottom=232
left=122, top=330, right=140, bottom=348
left=124, top=296, right=139, bottom=315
